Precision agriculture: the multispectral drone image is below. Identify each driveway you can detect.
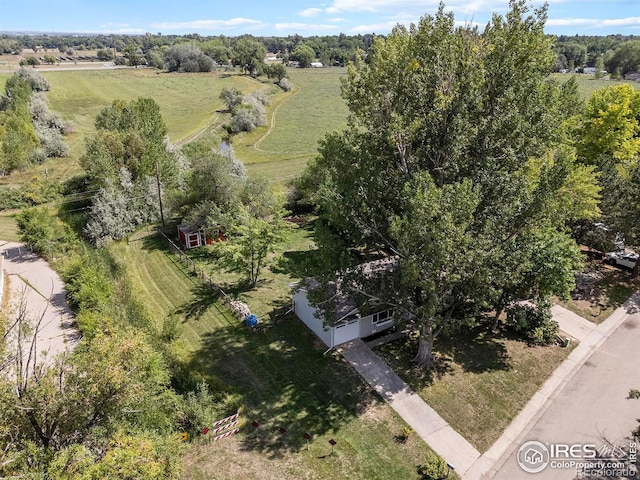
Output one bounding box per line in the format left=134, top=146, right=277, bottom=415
left=1, top=242, right=79, bottom=365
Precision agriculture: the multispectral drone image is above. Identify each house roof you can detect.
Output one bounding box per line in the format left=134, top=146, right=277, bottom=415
left=295, top=256, right=398, bottom=324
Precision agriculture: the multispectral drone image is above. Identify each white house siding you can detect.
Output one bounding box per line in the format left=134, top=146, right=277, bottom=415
left=359, top=310, right=394, bottom=338
left=292, top=289, right=332, bottom=347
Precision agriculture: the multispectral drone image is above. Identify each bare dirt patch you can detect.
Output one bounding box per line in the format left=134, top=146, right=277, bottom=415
left=559, top=248, right=639, bottom=323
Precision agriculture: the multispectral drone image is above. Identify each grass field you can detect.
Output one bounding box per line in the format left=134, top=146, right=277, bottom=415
left=375, top=329, right=574, bottom=453
left=235, top=67, right=349, bottom=184
left=552, top=73, right=640, bottom=99
left=0, top=68, right=266, bottom=185
left=0, top=66, right=348, bottom=187
left=111, top=231, right=439, bottom=480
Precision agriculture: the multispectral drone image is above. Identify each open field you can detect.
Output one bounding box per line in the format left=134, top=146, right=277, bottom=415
left=552, top=73, right=640, bottom=99
left=375, top=329, right=575, bottom=453
left=111, top=231, right=438, bottom=480
left=0, top=66, right=348, bottom=187
left=235, top=67, right=349, bottom=183
left=0, top=69, right=263, bottom=185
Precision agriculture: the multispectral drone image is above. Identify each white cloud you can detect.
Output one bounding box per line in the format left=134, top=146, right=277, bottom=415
left=329, top=17, right=348, bottom=22
left=275, top=22, right=339, bottom=32
left=98, top=23, right=146, bottom=34
left=100, top=22, right=131, bottom=29
left=117, top=27, right=146, bottom=34
left=547, top=16, right=640, bottom=28
left=151, top=18, right=265, bottom=31
left=299, top=7, right=323, bottom=18
left=329, top=0, right=508, bottom=14
left=350, top=20, right=405, bottom=33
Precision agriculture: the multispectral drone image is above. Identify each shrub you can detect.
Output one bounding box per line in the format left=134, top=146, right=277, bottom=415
left=229, top=94, right=267, bottom=133
left=16, top=66, right=49, bottom=91
left=505, top=297, right=559, bottom=345
left=418, top=452, right=449, bottom=479
left=27, top=148, right=46, bottom=165
left=230, top=106, right=258, bottom=132
left=35, top=125, right=69, bottom=157
left=279, top=77, right=293, bottom=91
left=15, top=206, right=77, bottom=259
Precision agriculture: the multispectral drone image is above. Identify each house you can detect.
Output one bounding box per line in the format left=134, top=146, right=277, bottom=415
left=291, top=258, right=397, bottom=348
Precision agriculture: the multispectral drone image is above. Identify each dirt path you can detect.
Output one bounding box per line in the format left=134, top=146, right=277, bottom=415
left=253, top=83, right=301, bottom=153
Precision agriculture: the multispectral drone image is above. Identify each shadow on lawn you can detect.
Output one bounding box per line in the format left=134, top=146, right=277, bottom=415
left=376, top=327, right=511, bottom=389
left=175, top=283, right=220, bottom=321
left=189, top=314, right=380, bottom=459
left=437, top=329, right=510, bottom=374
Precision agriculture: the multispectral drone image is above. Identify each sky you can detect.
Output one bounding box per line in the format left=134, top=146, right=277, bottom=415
left=0, top=0, right=639, bottom=37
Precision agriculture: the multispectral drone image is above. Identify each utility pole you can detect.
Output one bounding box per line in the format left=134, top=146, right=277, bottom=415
left=155, top=161, right=165, bottom=230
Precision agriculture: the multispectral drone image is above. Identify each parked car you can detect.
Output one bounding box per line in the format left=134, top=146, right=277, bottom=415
left=605, top=251, right=639, bottom=270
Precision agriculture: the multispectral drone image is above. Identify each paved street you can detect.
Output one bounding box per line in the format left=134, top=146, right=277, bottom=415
left=1, top=242, right=79, bottom=367
left=490, top=296, right=640, bottom=480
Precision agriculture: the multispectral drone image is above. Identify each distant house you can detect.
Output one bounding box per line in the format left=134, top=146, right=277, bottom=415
left=583, top=67, right=597, bottom=75
left=624, top=72, right=640, bottom=82
left=310, top=62, right=324, bottom=68
left=291, top=258, right=398, bottom=348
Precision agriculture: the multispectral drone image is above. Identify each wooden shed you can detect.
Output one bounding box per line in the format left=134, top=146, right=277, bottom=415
left=178, top=225, right=203, bottom=249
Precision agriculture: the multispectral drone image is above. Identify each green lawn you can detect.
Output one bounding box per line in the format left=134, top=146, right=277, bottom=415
left=375, top=329, right=574, bottom=453
left=0, top=211, right=20, bottom=242
left=111, top=231, right=439, bottom=480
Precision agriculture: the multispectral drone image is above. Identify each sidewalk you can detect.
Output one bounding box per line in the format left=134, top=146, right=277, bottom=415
left=338, top=339, right=481, bottom=474
left=338, top=298, right=634, bottom=479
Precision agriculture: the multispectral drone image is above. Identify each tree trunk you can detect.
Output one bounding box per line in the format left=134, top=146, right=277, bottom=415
left=412, top=322, right=436, bottom=368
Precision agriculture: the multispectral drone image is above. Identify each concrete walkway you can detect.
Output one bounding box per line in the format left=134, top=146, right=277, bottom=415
left=1, top=242, right=79, bottom=367
left=338, top=339, right=481, bottom=474
left=464, top=297, right=636, bottom=479
left=551, top=304, right=597, bottom=341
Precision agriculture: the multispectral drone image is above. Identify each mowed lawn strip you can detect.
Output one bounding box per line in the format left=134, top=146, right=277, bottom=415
left=112, top=233, right=443, bottom=480
left=375, top=330, right=574, bottom=453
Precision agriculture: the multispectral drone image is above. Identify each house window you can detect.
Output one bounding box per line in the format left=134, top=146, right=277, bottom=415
left=372, top=310, right=392, bottom=324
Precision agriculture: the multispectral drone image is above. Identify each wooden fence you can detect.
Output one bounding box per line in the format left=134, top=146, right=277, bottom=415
left=156, top=229, right=290, bottom=322
left=156, top=229, right=237, bottom=311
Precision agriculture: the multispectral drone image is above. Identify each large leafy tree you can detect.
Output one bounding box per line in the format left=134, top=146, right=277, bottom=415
left=308, top=0, right=595, bottom=367
left=231, top=36, right=266, bottom=77
left=80, top=97, right=183, bottom=189
left=573, top=84, right=640, bottom=245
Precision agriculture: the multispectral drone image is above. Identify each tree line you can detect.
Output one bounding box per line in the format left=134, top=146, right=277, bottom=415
left=3, top=30, right=639, bottom=75
left=292, top=0, right=640, bottom=368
